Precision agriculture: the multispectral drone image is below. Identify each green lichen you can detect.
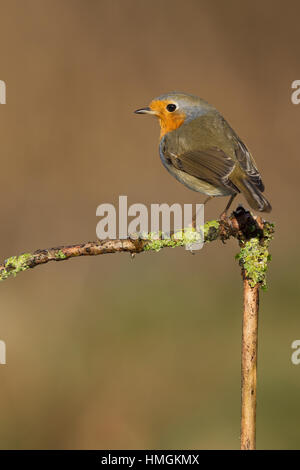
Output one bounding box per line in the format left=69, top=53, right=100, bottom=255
left=0, top=218, right=274, bottom=283
left=143, top=227, right=203, bottom=252
left=142, top=220, right=222, bottom=252
left=142, top=220, right=221, bottom=253
left=0, top=253, right=33, bottom=281
left=55, top=250, right=67, bottom=259
left=143, top=232, right=184, bottom=252
left=203, top=220, right=220, bottom=242
left=236, top=222, right=274, bottom=289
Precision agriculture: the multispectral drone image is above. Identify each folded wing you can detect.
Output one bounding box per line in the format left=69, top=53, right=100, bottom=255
left=164, top=146, right=239, bottom=193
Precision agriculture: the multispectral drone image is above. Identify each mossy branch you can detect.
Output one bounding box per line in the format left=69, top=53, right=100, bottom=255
left=0, top=205, right=275, bottom=450
left=0, top=207, right=273, bottom=284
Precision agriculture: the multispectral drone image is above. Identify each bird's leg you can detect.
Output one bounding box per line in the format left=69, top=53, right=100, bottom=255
left=203, top=195, right=214, bottom=206
left=220, top=194, right=237, bottom=220
left=192, top=196, right=213, bottom=229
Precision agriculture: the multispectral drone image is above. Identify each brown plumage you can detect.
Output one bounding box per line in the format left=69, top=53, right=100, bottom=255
left=135, top=92, right=271, bottom=214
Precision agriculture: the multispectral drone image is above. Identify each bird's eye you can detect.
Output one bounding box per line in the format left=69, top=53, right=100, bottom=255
left=166, top=103, right=177, bottom=112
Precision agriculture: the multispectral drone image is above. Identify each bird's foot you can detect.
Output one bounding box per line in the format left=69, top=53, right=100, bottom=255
left=219, top=210, right=228, bottom=222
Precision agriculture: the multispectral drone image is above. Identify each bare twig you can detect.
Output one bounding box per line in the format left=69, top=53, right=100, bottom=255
left=241, top=277, right=259, bottom=449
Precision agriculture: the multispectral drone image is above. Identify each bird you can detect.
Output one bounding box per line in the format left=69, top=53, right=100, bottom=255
left=134, top=92, right=271, bottom=218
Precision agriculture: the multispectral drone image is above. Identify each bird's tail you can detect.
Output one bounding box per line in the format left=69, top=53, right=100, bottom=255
left=238, top=178, right=272, bottom=213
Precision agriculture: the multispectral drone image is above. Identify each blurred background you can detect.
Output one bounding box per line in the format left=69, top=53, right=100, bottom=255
left=0, top=0, right=299, bottom=450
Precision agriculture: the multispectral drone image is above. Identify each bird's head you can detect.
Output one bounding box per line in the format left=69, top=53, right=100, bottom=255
left=134, top=92, right=212, bottom=138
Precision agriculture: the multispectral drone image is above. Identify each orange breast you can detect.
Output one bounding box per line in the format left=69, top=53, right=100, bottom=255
left=150, top=99, right=186, bottom=138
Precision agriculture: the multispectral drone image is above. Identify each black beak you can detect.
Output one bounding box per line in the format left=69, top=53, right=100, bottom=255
left=134, top=107, right=154, bottom=115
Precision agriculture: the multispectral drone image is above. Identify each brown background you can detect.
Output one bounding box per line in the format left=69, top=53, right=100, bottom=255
left=0, top=0, right=299, bottom=449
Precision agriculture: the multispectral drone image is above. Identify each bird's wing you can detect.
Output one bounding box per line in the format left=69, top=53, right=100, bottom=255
left=164, top=147, right=239, bottom=193
left=233, top=137, right=265, bottom=192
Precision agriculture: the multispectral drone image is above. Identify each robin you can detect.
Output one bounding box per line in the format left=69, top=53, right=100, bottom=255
left=135, top=92, right=271, bottom=218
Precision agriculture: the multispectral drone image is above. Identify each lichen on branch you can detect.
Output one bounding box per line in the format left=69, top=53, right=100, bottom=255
left=0, top=207, right=273, bottom=283
left=235, top=221, right=274, bottom=289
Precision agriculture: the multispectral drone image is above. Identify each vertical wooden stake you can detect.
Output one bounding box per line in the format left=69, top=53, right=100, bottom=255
left=240, top=275, right=259, bottom=450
